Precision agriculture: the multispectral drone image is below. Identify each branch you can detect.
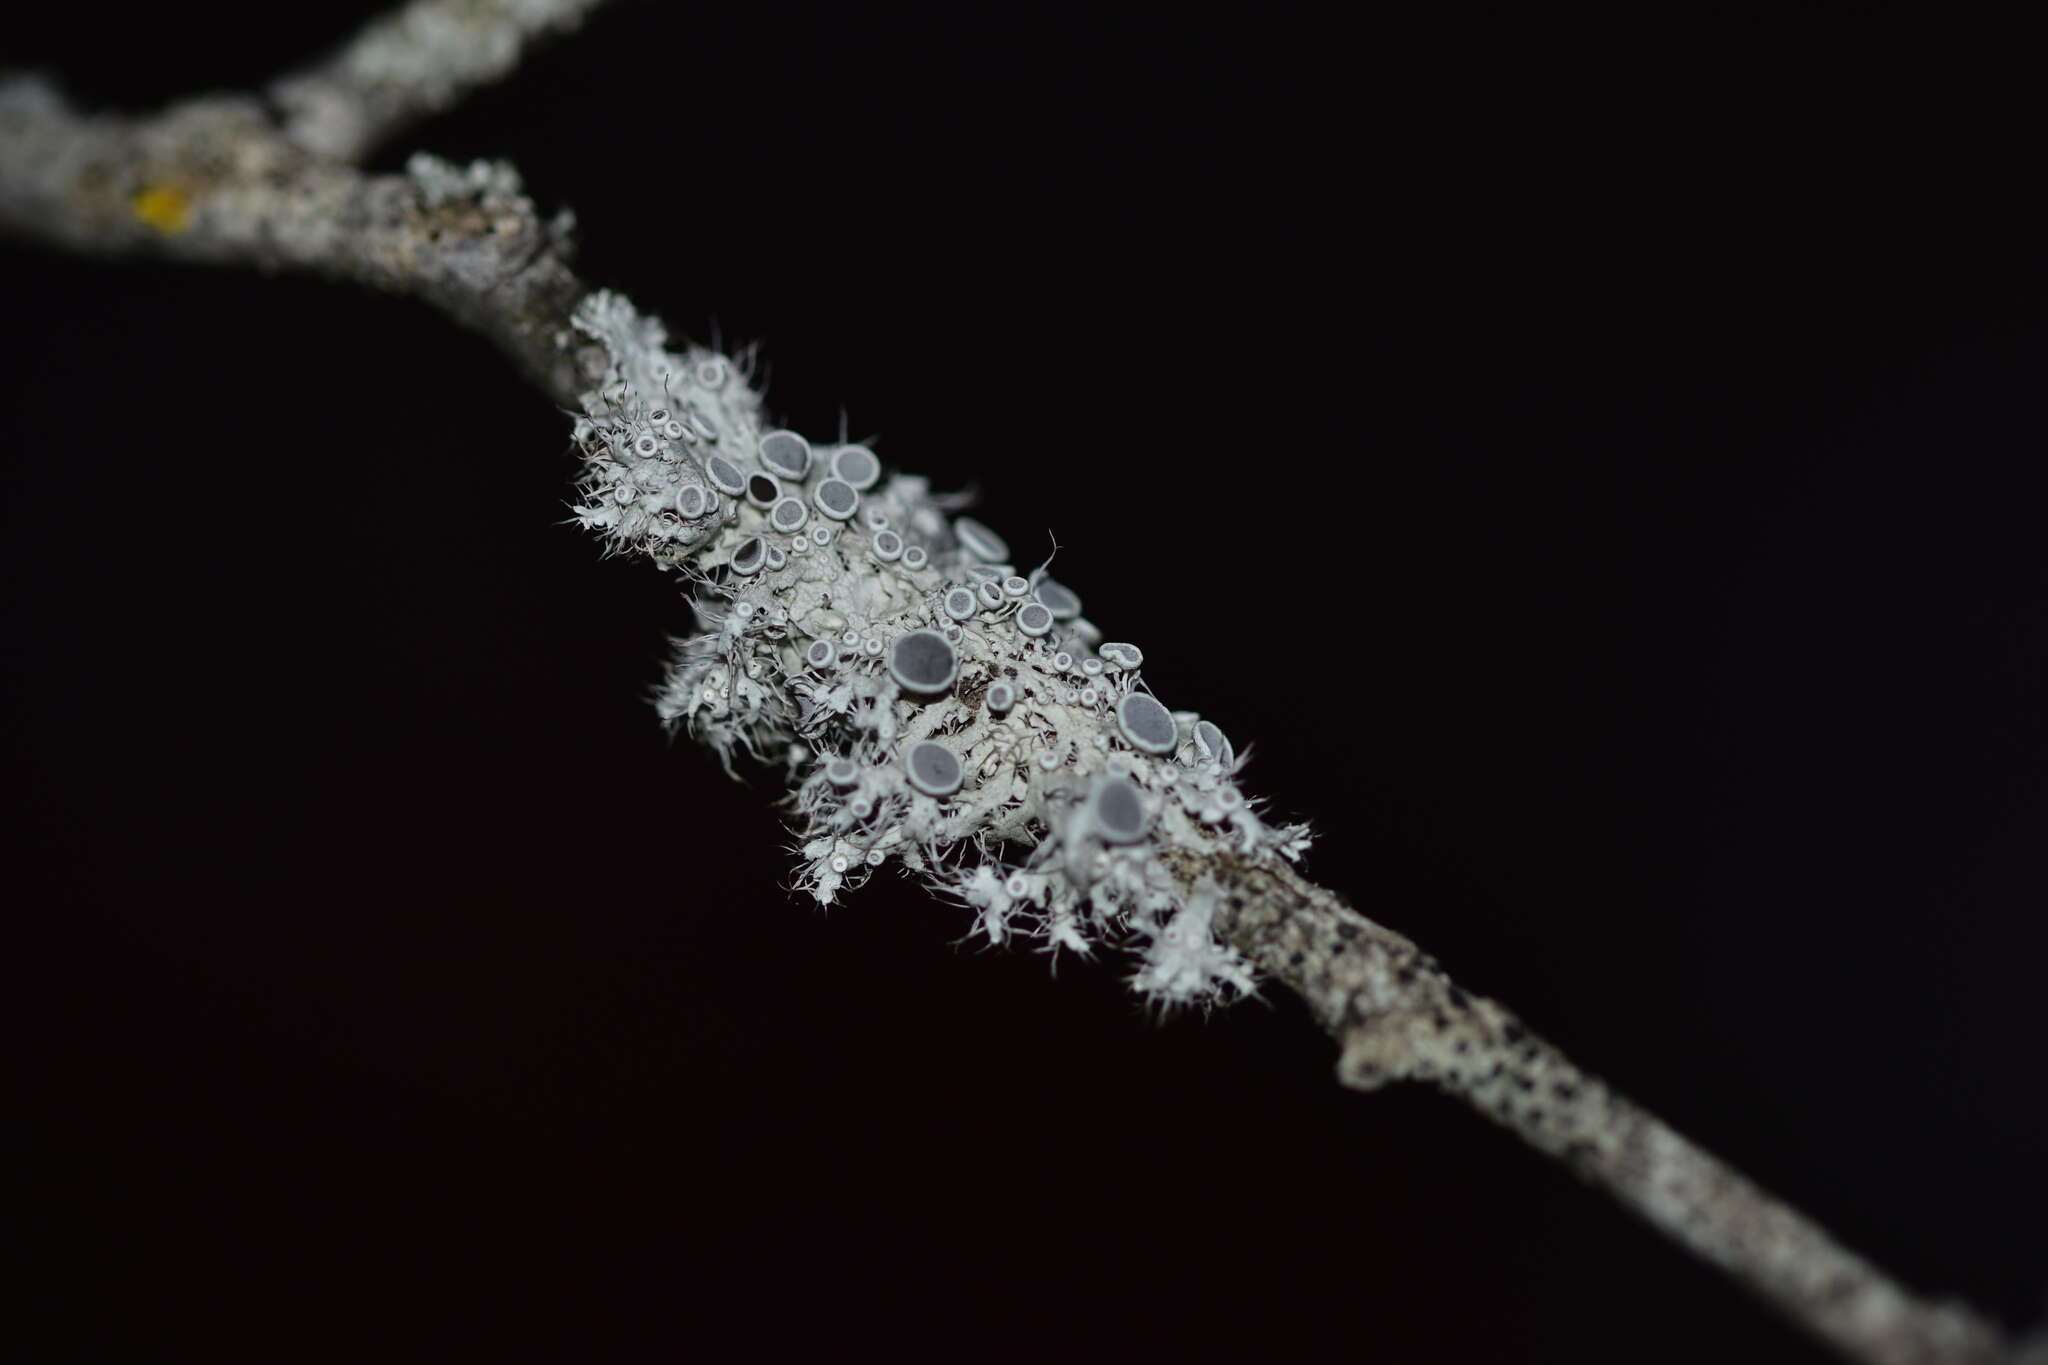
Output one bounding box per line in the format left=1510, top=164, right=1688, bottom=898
left=1182, top=847, right=2011, bottom=1365
left=0, top=74, right=595, bottom=404
left=0, top=7, right=2026, bottom=1363
left=271, top=0, right=612, bottom=163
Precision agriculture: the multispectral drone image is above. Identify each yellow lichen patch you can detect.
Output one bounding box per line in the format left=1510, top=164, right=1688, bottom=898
left=132, top=183, right=192, bottom=235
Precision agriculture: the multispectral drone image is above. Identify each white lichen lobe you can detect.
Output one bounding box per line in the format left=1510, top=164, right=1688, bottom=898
left=569, top=290, right=1308, bottom=1005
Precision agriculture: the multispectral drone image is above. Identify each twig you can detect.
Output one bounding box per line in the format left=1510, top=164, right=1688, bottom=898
left=271, top=0, right=612, bottom=163
left=1182, top=847, right=2010, bottom=1365
left=0, top=6, right=2024, bottom=1362
left=0, top=73, right=595, bottom=403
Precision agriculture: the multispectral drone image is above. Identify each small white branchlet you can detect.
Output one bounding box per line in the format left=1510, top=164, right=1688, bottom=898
left=568, top=289, right=1308, bottom=1005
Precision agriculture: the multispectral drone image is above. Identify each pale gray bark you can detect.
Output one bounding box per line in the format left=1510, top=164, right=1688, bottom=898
left=0, top=5, right=2027, bottom=1361
left=0, top=0, right=610, bottom=403
left=1172, top=846, right=2011, bottom=1365
left=272, top=0, right=612, bottom=163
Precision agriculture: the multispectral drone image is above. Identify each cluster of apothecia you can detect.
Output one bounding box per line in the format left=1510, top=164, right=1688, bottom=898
left=567, top=292, right=1309, bottom=1003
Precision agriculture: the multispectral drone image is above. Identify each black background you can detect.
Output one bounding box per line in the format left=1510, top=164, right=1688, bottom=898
left=4, top=3, right=2045, bottom=1361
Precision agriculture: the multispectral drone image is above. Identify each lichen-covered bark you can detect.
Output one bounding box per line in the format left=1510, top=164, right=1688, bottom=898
left=1179, top=847, right=2009, bottom=1365
left=0, top=2, right=2029, bottom=1358
left=272, top=0, right=611, bottom=163
left=0, top=0, right=610, bottom=405
left=0, top=80, right=598, bottom=405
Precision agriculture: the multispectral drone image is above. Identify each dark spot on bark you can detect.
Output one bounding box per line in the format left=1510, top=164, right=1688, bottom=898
left=1337, top=922, right=1358, bottom=941
left=1554, top=1083, right=1578, bottom=1100
left=1329, top=942, right=1345, bottom=955
left=1504, top=1022, right=1527, bottom=1045
left=1430, top=1011, right=1447, bottom=1031
left=1527, top=1108, right=1545, bottom=1125
left=1448, top=985, right=1469, bottom=1009
left=1288, top=951, right=1304, bottom=967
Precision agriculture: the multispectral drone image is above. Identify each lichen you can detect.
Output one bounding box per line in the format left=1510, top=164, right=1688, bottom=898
left=568, top=289, right=1310, bottom=1005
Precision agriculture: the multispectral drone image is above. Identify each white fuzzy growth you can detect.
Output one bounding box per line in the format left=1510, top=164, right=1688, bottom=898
left=571, top=289, right=1309, bottom=1005
left=1129, top=879, right=1256, bottom=1004
left=405, top=152, right=523, bottom=208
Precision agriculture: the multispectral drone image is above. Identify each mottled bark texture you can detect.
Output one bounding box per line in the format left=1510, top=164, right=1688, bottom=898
left=1169, top=848, right=2011, bottom=1365
left=0, top=0, right=605, bottom=405
left=0, top=3, right=2027, bottom=1361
